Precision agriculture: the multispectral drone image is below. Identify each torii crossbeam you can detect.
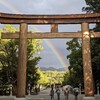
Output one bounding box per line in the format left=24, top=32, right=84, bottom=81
left=1, top=13, right=100, bottom=100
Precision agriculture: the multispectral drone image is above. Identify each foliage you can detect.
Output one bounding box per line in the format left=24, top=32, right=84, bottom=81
left=62, top=39, right=83, bottom=87
left=42, top=71, right=65, bottom=85
left=37, top=69, right=49, bottom=85
left=63, top=0, right=100, bottom=89
left=62, top=71, right=80, bottom=87
left=82, top=0, right=100, bottom=13
left=83, top=0, right=100, bottom=86
left=0, top=39, right=18, bottom=85
left=0, top=25, right=43, bottom=89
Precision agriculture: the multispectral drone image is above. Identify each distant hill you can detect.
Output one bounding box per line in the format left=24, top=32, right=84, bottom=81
left=40, top=67, right=66, bottom=71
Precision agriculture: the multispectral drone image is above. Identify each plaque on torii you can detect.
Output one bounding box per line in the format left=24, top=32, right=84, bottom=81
left=0, top=13, right=100, bottom=99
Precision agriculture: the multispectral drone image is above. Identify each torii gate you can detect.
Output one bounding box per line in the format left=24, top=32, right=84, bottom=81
left=0, top=13, right=100, bottom=100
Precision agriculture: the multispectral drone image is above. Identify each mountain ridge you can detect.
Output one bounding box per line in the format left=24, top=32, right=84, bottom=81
left=40, top=67, right=67, bottom=71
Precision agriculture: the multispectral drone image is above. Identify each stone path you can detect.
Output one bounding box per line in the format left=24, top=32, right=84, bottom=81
left=26, top=88, right=100, bottom=100
left=0, top=88, right=100, bottom=100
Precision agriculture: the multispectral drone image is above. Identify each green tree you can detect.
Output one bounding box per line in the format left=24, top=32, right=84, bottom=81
left=63, top=0, right=100, bottom=89
left=82, top=0, right=100, bottom=13
left=37, top=69, right=49, bottom=86
left=43, top=70, right=65, bottom=86
left=83, top=0, right=100, bottom=89
left=0, top=25, right=43, bottom=90
left=63, top=39, right=83, bottom=87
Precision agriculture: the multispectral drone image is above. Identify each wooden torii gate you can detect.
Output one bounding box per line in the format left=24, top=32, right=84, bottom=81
left=0, top=13, right=100, bottom=100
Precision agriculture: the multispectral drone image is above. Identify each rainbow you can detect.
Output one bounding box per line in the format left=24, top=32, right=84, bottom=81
left=0, top=0, right=68, bottom=70
left=0, top=0, right=20, bottom=14
left=44, top=39, right=68, bottom=69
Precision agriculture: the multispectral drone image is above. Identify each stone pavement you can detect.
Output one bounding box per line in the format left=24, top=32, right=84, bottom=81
left=0, top=88, right=100, bottom=100
left=26, top=88, right=100, bottom=100
left=27, top=88, right=75, bottom=100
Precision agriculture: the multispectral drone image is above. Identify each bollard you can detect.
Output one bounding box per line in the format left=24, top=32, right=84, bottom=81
left=79, top=83, right=82, bottom=95
left=9, top=84, right=13, bottom=96
left=96, top=83, right=100, bottom=95
left=28, top=83, right=31, bottom=95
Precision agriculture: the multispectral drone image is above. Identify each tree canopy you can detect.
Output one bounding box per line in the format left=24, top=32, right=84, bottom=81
left=83, top=0, right=100, bottom=85
left=63, top=0, right=100, bottom=89
left=62, top=39, right=83, bottom=87
left=0, top=25, right=43, bottom=90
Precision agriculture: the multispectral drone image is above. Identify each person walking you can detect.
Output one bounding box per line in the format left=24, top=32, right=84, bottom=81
left=56, top=86, right=61, bottom=100
left=64, top=88, right=69, bottom=100
left=35, top=86, right=38, bottom=95
left=73, top=88, right=79, bottom=100
left=50, top=87, right=54, bottom=100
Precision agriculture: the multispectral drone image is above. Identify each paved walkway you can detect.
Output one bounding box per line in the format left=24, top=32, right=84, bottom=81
left=0, top=88, right=100, bottom=100
left=26, top=88, right=100, bottom=100
left=27, top=88, right=68, bottom=100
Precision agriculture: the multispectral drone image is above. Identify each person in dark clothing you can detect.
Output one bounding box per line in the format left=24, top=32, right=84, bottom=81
left=56, top=86, right=61, bottom=100
left=35, top=86, right=38, bottom=95
left=50, top=87, right=54, bottom=100
left=73, top=89, right=79, bottom=100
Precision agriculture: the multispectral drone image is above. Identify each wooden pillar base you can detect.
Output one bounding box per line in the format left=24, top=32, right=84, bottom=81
left=14, top=97, right=26, bottom=100
left=83, top=97, right=94, bottom=100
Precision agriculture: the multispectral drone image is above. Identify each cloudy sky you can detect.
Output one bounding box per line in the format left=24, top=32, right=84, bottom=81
left=0, top=0, right=87, bottom=70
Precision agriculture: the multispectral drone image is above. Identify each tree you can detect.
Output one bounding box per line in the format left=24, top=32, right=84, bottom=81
left=37, top=68, right=49, bottom=86
left=0, top=25, right=19, bottom=85
left=63, top=0, right=100, bottom=89
left=43, top=70, right=65, bottom=86
left=0, top=25, right=43, bottom=92
left=83, top=0, right=100, bottom=91
left=82, top=0, right=100, bottom=13
left=62, top=39, right=83, bottom=87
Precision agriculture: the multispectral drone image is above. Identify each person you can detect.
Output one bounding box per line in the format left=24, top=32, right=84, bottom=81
left=73, top=89, right=79, bottom=100
left=35, top=86, right=38, bottom=94
left=56, top=86, right=61, bottom=100
left=50, top=87, right=54, bottom=100
left=64, top=88, right=69, bottom=100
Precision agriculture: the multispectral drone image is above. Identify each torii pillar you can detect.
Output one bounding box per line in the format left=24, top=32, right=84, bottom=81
left=15, top=23, right=28, bottom=100
left=82, top=23, right=94, bottom=100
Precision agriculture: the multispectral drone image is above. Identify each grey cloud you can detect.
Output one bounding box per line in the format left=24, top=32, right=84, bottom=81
left=1, top=0, right=86, bottom=69
left=8, top=0, right=85, bottom=14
